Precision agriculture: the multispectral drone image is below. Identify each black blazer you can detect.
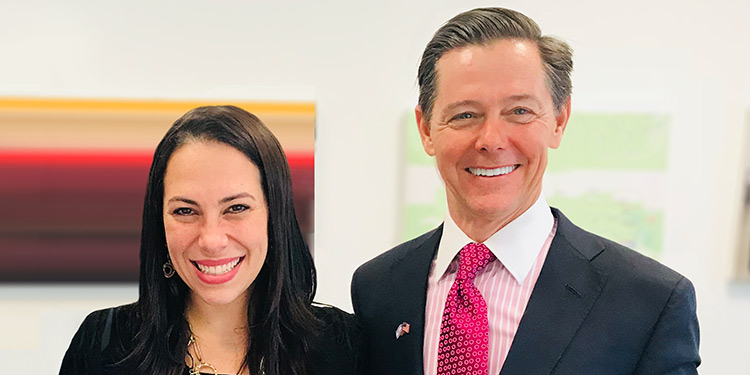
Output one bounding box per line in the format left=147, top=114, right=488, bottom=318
left=59, top=303, right=362, bottom=375
left=351, top=208, right=700, bottom=375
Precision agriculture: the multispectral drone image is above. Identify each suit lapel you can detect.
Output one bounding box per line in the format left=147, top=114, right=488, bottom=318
left=388, top=226, right=442, bottom=375
left=501, top=209, right=607, bottom=375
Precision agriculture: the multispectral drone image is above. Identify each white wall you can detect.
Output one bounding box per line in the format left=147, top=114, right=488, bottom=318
left=1, top=1, right=748, bottom=373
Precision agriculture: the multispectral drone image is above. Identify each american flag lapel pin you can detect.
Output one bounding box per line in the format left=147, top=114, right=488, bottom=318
left=395, top=322, right=410, bottom=339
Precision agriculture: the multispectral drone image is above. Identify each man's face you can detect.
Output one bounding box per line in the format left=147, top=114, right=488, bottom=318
left=416, top=39, right=570, bottom=234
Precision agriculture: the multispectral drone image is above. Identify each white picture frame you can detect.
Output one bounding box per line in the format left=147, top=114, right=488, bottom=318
left=736, top=109, right=750, bottom=281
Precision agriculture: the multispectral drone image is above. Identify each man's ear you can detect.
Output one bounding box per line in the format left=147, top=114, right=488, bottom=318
left=415, top=105, right=436, bottom=156
left=549, top=97, right=571, bottom=149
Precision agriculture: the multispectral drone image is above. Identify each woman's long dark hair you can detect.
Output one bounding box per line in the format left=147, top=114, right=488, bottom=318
left=117, top=105, right=320, bottom=375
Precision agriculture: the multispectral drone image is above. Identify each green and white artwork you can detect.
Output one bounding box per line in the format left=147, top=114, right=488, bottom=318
left=402, top=113, right=447, bottom=241
left=545, top=112, right=669, bottom=259
left=401, top=111, right=669, bottom=260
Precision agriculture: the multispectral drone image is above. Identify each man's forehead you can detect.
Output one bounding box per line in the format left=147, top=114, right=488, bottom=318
left=455, top=47, right=475, bottom=65
left=434, top=40, right=544, bottom=85
left=442, top=38, right=540, bottom=63
left=433, top=39, right=548, bottom=103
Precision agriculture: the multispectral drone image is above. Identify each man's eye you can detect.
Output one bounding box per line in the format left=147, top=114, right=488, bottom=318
left=173, top=207, right=194, bottom=216
left=451, top=112, right=475, bottom=121
left=226, top=204, right=249, bottom=214
left=512, top=108, right=530, bottom=115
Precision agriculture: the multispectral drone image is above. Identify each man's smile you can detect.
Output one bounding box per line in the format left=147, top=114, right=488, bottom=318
left=466, top=165, right=519, bottom=177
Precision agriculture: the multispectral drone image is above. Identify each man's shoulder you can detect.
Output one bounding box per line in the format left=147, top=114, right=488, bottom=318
left=553, top=207, right=687, bottom=291
left=352, top=226, right=441, bottom=282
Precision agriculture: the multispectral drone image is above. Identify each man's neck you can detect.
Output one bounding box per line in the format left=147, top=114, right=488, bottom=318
left=448, top=195, right=541, bottom=243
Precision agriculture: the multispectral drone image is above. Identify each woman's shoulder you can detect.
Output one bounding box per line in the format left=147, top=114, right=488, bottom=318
left=311, top=303, right=357, bottom=336
left=59, top=303, right=138, bottom=375
left=309, top=303, right=363, bottom=375
left=66, top=303, right=137, bottom=351
left=84, top=303, right=137, bottom=328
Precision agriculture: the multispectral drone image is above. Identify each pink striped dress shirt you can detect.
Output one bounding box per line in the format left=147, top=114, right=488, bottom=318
left=424, top=195, right=557, bottom=375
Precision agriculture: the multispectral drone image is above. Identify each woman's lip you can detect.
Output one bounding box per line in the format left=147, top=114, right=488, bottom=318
left=193, top=257, right=244, bottom=285
left=192, top=256, right=242, bottom=267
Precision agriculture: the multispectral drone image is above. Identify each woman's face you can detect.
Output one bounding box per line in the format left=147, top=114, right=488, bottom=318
left=163, top=140, right=268, bottom=308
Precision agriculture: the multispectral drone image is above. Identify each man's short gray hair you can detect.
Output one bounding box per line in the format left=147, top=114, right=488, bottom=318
left=417, top=7, right=573, bottom=122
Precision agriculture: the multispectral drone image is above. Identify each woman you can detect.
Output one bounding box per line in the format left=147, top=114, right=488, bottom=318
left=60, top=106, right=360, bottom=375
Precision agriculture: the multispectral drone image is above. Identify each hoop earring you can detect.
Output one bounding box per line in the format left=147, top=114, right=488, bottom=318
left=163, top=259, right=175, bottom=279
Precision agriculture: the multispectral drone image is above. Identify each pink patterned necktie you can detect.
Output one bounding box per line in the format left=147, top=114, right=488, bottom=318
left=437, top=243, right=496, bottom=375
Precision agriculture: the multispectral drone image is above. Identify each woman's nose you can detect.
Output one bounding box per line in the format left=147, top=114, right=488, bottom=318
left=197, top=219, right=229, bottom=254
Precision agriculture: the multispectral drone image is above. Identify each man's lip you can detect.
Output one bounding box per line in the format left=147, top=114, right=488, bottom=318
left=465, top=164, right=518, bottom=169
left=192, top=257, right=243, bottom=267
left=465, top=164, right=520, bottom=177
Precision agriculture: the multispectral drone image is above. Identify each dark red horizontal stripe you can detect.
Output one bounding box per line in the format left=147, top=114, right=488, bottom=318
left=0, top=149, right=314, bottom=168
left=286, top=153, right=314, bottom=168
left=0, top=150, right=153, bottom=166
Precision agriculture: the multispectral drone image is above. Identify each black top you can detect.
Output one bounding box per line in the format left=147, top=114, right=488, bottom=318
left=59, top=303, right=362, bottom=375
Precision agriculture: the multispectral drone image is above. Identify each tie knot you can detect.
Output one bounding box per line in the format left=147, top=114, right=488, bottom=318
left=457, top=242, right=495, bottom=283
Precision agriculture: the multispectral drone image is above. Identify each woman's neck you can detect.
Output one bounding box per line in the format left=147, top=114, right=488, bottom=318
left=186, top=293, right=249, bottom=337
left=185, top=292, right=251, bottom=374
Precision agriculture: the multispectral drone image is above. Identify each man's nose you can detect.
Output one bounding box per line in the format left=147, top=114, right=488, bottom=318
left=198, top=218, right=229, bottom=253
left=475, top=117, right=509, bottom=151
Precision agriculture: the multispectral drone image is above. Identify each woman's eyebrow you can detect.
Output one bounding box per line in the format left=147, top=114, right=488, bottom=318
left=166, top=193, right=254, bottom=205
left=167, top=196, right=198, bottom=205
left=220, top=192, right=253, bottom=204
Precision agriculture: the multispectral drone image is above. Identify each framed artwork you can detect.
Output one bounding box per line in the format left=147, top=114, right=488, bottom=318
left=0, top=98, right=313, bottom=282
left=736, top=191, right=750, bottom=280
left=736, top=110, right=750, bottom=281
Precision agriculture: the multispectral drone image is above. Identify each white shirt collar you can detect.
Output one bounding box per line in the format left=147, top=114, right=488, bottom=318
left=434, top=194, right=554, bottom=285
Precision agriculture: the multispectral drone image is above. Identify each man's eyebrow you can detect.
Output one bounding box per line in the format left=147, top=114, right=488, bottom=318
left=440, top=100, right=482, bottom=116
left=506, top=94, right=543, bottom=106
left=439, top=96, right=543, bottom=116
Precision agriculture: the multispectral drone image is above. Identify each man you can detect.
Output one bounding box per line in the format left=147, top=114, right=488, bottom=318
left=351, top=7, right=700, bottom=375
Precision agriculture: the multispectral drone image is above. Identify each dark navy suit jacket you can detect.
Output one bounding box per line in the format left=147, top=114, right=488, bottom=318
left=351, top=208, right=700, bottom=375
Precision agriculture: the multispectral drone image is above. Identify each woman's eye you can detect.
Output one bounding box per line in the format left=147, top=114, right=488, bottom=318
left=173, top=207, right=194, bottom=216
left=226, top=204, right=249, bottom=214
